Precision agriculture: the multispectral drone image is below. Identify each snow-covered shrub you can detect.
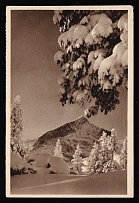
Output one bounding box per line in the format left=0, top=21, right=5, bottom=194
left=10, top=152, right=36, bottom=176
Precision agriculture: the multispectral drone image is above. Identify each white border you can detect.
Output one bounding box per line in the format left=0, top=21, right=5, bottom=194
left=6, top=5, right=134, bottom=198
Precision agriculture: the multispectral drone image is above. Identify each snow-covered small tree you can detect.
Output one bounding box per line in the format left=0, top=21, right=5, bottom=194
left=83, top=142, right=100, bottom=174
left=54, top=139, right=64, bottom=158
left=71, top=143, right=83, bottom=174
left=99, top=129, right=121, bottom=172
left=109, top=128, right=120, bottom=166
left=96, top=131, right=111, bottom=173
left=110, top=128, right=120, bottom=153
left=120, top=136, right=127, bottom=170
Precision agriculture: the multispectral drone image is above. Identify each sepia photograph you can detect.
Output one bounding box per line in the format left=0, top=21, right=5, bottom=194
left=6, top=6, right=134, bottom=197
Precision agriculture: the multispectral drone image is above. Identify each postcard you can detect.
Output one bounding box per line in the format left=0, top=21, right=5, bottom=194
left=6, top=5, right=134, bottom=198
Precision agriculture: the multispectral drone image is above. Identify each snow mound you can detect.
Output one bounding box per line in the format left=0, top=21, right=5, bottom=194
left=33, top=153, right=70, bottom=174
left=11, top=152, right=29, bottom=170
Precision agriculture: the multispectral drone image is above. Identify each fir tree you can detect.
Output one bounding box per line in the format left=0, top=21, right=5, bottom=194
left=110, top=128, right=120, bottom=164
left=99, top=129, right=120, bottom=172
left=10, top=95, right=32, bottom=159
left=85, top=142, right=100, bottom=174
left=71, top=143, right=83, bottom=174
left=120, top=137, right=127, bottom=170
left=53, top=10, right=128, bottom=117
left=11, top=95, right=23, bottom=154
left=54, top=139, right=64, bottom=158
left=81, top=129, right=121, bottom=174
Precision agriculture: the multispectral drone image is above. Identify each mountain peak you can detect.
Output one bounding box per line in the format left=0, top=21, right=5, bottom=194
left=32, top=115, right=103, bottom=150
left=27, top=116, right=110, bottom=161
left=69, top=115, right=89, bottom=128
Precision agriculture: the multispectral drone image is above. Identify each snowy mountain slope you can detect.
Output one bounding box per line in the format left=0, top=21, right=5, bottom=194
left=27, top=116, right=110, bottom=161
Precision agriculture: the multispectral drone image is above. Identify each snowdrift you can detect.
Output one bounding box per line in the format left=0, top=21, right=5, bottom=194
left=33, top=153, right=70, bottom=174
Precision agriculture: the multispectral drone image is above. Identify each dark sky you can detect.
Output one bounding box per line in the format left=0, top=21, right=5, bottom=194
left=11, top=10, right=127, bottom=141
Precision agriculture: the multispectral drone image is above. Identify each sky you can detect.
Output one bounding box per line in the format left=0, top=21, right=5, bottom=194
left=11, top=10, right=127, bottom=141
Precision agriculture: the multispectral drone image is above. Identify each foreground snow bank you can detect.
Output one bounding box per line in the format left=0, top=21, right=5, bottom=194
left=11, top=170, right=127, bottom=195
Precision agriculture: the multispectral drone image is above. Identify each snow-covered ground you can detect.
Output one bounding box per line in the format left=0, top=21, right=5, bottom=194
left=10, top=170, right=127, bottom=196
